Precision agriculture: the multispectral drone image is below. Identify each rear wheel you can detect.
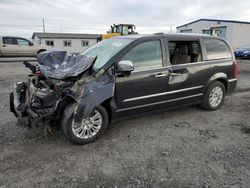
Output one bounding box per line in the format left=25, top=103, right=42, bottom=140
left=62, top=105, right=108, bottom=145
left=201, top=81, right=226, bottom=111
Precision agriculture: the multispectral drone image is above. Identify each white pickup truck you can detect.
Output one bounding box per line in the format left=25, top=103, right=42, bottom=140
left=0, top=36, right=49, bottom=57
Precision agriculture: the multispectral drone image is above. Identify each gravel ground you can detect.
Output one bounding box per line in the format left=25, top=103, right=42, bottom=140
left=0, top=61, right=250, bottom=188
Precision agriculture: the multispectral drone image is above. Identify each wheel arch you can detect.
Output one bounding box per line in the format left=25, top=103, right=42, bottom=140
left=100, top=97, right=114, bottom=123
left=37, top=49, right=47, bottom=55
left=206, top=73, right=228, bottom=93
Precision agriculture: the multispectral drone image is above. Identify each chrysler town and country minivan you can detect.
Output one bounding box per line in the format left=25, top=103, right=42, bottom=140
left=10, top=33, right=238, bottom=144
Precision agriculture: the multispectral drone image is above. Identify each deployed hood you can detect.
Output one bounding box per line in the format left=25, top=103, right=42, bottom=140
left=37, top=51, right=96, bottom=79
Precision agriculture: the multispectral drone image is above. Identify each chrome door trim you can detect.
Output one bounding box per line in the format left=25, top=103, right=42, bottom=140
left=166, top=93, right=203, bottom=103
left=117, top=93, right=203, bottom=112
left=123, top=85, right=203, bottom=102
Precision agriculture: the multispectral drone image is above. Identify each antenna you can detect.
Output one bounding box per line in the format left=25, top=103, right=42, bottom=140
left=42, top=18, right=45, bottom=33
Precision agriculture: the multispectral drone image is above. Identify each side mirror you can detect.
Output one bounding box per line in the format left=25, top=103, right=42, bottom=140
left=116, top=60, right=134, bottom=75
left=29, top=42, right=34, bottom=46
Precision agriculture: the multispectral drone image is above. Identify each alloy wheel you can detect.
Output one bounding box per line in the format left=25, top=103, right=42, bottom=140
left=72, top=110, right=102, bottom=139
left=209, top=86, right=223, bottom=108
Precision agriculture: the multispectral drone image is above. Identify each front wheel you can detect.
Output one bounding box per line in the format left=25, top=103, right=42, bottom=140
left=62, top=105, right=108, bottom=145
left=200, top=81, right=226, bottom=111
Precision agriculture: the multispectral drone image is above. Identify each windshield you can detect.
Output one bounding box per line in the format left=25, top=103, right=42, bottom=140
left=80, top=38, right=133, bottom=71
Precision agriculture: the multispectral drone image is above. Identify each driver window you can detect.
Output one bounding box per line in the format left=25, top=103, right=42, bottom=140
left=121, top=40, right=163, bottom=71
left=17, top=38, right=30, bottom=46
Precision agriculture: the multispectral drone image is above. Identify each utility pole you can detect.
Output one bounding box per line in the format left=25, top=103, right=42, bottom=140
left=42, top=18, right=45, bottom=33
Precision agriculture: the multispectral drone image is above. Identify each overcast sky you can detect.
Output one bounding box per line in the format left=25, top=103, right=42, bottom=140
left=0, top=0, right=250, bottom=39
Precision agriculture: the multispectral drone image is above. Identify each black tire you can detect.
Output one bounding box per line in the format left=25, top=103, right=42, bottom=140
left=200, top=81, right=226, bottom=111
left=62, top=105, right=108, bottom=145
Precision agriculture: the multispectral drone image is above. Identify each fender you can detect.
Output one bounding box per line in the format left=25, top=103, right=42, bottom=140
left=204, top=72, right=228, bottom=91
left=73, top=74, right=115, bottom=123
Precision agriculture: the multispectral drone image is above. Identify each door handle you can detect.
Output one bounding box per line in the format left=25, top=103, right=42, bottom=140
left=2, top=45, right=6, bottom=47
left=154, top=73, right=167, bottom=78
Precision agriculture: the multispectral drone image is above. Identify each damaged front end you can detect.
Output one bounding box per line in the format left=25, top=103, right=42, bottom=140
left=9, top=51, right=102, bottom=129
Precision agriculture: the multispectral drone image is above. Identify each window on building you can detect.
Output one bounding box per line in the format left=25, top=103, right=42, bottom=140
left=121, top=40, right=163, bottom=71
left=203, top=29, right=211, bottom=35
left=203, top=39, right=232, bottom=60
left=180, top=29, right=192, bottom=33
left=168, top=41, right=202, bottom=65
left=211, top=27, right=227, bottom=38
left=82, top=40, right=89, bottom=47
left=45, top=40, right=54, bottom=47
left=63, top=40, right=72, bottom=47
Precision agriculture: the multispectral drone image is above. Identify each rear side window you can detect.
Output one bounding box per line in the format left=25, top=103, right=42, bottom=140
left=122, top=40, right=163, bottom=71
left=167, top=41, right=202, bottom=65
left=203, top=39, right=232, bottom=60
left=3, top=37, right=17, bottom=45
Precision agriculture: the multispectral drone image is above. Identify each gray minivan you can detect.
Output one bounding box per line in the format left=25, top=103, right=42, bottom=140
left=10, top=33, right=238, bottom=144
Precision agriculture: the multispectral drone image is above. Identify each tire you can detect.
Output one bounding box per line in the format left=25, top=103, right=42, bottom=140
left=200, top=81, right=226, bottom=111
left=62, top=105, right=108, bottom=145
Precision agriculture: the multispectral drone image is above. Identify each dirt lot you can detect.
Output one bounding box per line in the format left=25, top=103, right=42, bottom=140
left=0, top=61, right=250, bottom=188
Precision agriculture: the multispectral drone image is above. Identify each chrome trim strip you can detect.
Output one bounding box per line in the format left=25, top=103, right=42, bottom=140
left=131, top=58, right=233, bottom=73
left=117, top=93, right=204, bottom=112
left=166, top=93, right=203, bottom=103
left=132, top=66, right=167, bottom=73
left=123, top=85, right=203, bottom=102
left=228, top=78, right=237, bottom=82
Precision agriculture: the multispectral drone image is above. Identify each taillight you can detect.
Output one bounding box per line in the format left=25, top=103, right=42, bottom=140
left=234, top=61, right=239, bottom=78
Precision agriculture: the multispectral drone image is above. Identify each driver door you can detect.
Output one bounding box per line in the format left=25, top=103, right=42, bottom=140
left=115, top=38, right=169, bottom=117
left=17, top=38, right=36, bottom=56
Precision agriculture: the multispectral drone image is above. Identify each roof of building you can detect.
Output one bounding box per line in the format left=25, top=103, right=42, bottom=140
left=32, top=32, right=101, bottom=39
left=177, top=18, right=250, bottom=28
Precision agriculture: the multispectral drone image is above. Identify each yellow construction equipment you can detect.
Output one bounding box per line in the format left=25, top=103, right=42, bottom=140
left=101, top=24, right=137, bottom=40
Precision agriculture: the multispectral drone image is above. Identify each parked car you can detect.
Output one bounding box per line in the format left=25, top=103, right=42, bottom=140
left=234, top=45, right=250, bottom=59
left=10, top=34, right=238, bottom=145
left=0, top=36, right=49, bottom=57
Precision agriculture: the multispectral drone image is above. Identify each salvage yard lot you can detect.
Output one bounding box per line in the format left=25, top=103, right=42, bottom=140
left=0, top=61, right=250, bottom=187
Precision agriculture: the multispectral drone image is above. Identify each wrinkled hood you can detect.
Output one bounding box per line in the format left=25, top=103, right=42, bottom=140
left=37, top=51, right=96, bottom=79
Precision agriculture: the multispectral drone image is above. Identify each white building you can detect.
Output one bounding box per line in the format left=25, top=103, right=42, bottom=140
left=32, top=33, right=101, bottom=53
left=176, top=19, right=250, bottom=49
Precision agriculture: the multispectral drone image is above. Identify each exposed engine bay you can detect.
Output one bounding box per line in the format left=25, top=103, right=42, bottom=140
left=10, top=51, right=115, bottom=131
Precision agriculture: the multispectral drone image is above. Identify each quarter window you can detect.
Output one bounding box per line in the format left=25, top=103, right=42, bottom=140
left=63, top=40, right=71, bottom=47
left=121, top=40, right=163, bottom=71
left=203, top=39, right=232, bottom=60
left=3, top=37, right=17, bottom=45
left=45, top=40, right=54, bottom=47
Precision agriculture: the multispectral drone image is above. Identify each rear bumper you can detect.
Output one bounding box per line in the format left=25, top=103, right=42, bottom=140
left=228, top=78, right=237, bottom=94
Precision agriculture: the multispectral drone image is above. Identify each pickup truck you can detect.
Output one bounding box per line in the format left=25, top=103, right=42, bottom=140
left=0, top=36, right=49, bottom=57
